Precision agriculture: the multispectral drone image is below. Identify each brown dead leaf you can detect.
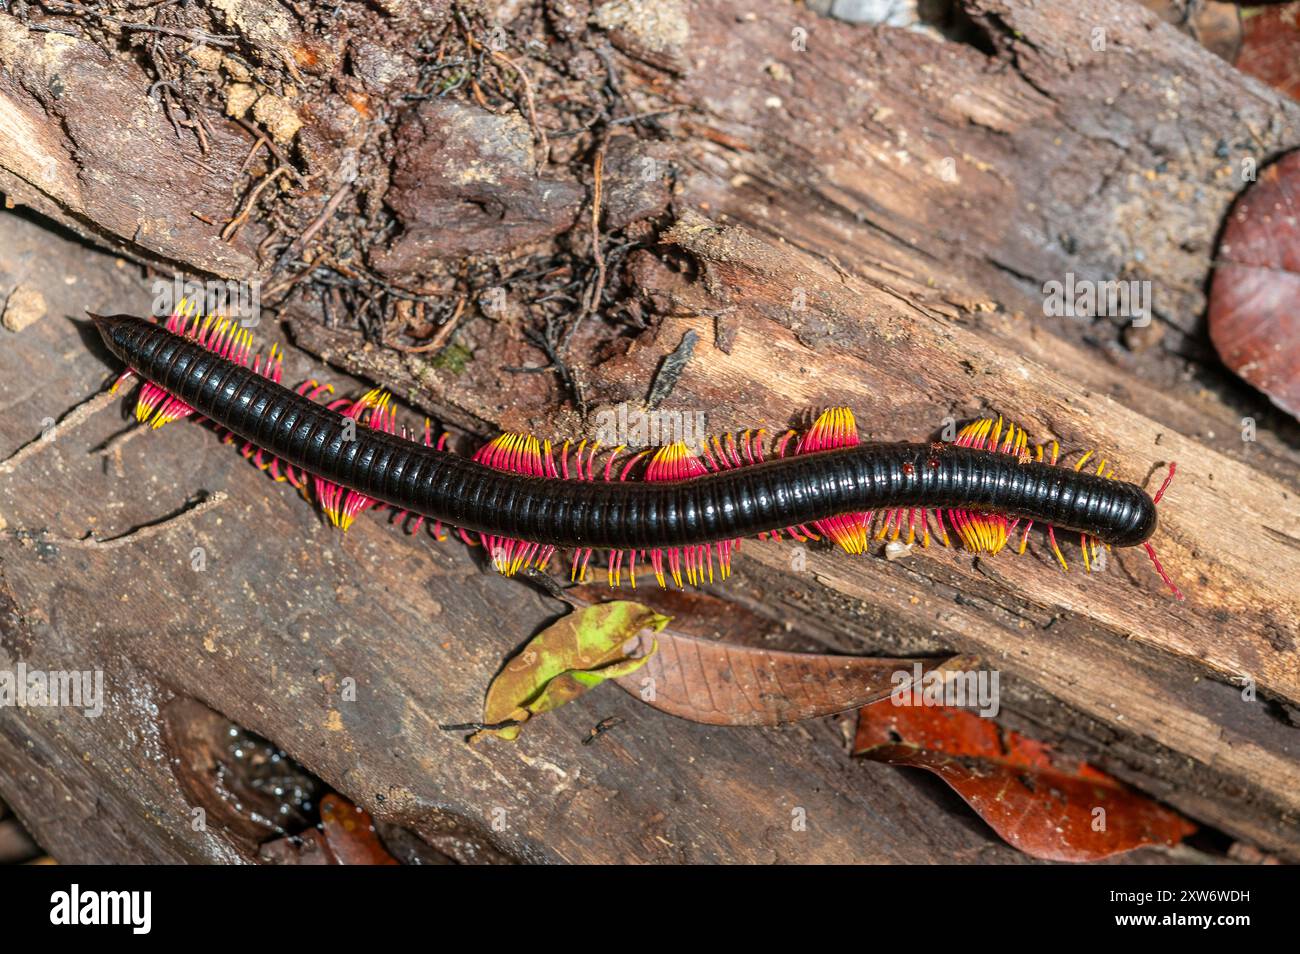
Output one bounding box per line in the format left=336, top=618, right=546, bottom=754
left=615, top=629, right=949, bottom=726
left=1236, top=3, right=1300, bottom=100
left=1208, top=148, right=1300, bottom=419
left=318, top=793, right=399, bottom=865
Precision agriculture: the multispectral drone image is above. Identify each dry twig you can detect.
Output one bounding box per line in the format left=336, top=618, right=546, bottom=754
left=0, top=386, right=119, bottom=476
left=6, top=491, right=228, bottom=551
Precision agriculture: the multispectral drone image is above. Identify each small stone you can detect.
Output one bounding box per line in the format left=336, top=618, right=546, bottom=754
left=600, top=138, right=673, bottom=230
left=828, top=0, right=920, bottom=27
left=765, top=60, right=792, bottom=83
left=189, top=45, right=223, bottom=72
left=884, top=540, right=913, bottom=561
left=253, top=94, right=303, bottom=144
left=349, top=38, right=417, bottom=93
left=224, top=82, right=258, bottom=120
left=371, top=99, right=583, bottom=274
left=222, top=56, right=253, bottom=82
left=594, top=0, right=690, bottom=72
left=478, top=287, right=518, bottom=322
left=1123, top=320, right=1165, bottom=353
left=2, top=284, right=47, bottom=333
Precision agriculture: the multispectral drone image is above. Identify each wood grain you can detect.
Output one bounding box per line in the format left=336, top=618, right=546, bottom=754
left=2, top=0, right=1297, bottom=862
left=0, top=211, right=1064, bottom=864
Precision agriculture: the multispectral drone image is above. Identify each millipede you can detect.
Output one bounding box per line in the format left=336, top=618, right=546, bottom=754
left=90, top=307, right=1184, bottom=600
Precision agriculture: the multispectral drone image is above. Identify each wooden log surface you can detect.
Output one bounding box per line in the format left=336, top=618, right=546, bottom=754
left=291, top=211, right=1300, bottom=858
left=282, top=0, right=1300, bottom=857
left=0, top=18, right=263, bottom=279
left=0, top=210, right=1093, bottom=864
left=1, top=0, right=1297, bottom=863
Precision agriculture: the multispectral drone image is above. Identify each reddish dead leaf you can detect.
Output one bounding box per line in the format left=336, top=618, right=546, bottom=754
left=1236, top=3, right=1300, bottom=100
left=854, top=704, right=1196, bottom=862
left=1140, top=1, right=1242, bottom=63
left=614, top=628, right=946, bottom=726
left=1208, top=149, right=1300, bottom=419
left=257, top=794, right=400, bottom=865
left=318, top=794, right=400, bottom=865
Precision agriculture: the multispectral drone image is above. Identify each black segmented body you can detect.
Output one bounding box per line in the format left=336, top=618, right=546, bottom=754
left=93, top=315, right=1158, bottom=549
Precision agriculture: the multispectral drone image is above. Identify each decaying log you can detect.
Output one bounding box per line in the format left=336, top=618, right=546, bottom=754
left=2, top=211, right=1113, bottom=864
left=1, top=0, right=1298, bottom=863
left=371, top=99, right=585, bottom=271
left=285, top=0, right=1300, bottom=857
left=290, top=207, right=1300, bottom=857
left=0, top=19, right=261, bottom=277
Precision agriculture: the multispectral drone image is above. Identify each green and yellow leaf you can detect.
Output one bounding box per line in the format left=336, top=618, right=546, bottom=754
left=472, top=601, right=668, bottom=742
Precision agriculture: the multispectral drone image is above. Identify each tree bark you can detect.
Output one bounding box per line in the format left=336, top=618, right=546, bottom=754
left=1, top=0, right=1297, bottom=861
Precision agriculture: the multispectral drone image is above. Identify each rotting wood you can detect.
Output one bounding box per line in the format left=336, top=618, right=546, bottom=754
left=0, top=18, right=262, bottom=278
left=0, top=212, right=1105, bottom=864
left=1, top=0, right=1297, bottom=863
